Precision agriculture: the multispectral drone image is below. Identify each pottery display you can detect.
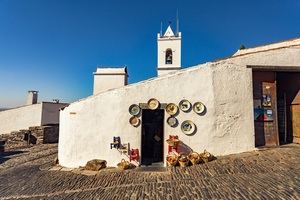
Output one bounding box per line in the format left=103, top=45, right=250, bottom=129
left=193, top=102, right=205, bottom=114
left=166, top=103, right=179, bottom=115
left=167, top=116, right=178, bottom=127
left=129, top=104, right=141, bottom=116
left=147, top=98, right=160, bottom=110
left=129, top=116, right=140, bottom=127
left=179, top=99, right=191, bottom=112
left=181, top=120, right=196, bottom=135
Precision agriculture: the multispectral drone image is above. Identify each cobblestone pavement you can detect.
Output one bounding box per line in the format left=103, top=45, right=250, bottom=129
left=0, top=144, right=299, bottom=200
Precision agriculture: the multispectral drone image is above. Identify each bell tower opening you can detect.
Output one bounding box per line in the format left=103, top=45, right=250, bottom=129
left=165, top=49, right=173, bottom=64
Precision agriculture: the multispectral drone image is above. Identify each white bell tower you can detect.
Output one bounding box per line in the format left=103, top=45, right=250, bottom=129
left=157, top=24, right=181, bottom=76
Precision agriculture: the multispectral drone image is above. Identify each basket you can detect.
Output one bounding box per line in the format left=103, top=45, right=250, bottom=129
left=188, top=152, right=202, bottom=165
left=178, top=154, right=189, bottom=167
left=166, top=139, right=180, bottom=147
left=166, top=154, right=178, bottom=166
left=200, top=150, right=213, bottom=163
left=117, top=159, right=131, bottom=170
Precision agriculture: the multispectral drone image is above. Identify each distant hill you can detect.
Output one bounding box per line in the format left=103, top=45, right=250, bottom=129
left=0, top=108, right=9, bottom=112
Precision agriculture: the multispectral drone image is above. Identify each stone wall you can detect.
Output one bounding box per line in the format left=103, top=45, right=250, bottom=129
left=0, top=131, right=27, bottom=150
left=29, top=125, right=59, bottom=144
left=0, top=125, right=59, bottom=151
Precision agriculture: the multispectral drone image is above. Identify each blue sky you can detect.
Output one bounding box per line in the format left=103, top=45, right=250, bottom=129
left=0, top=0, right=299, bottom=107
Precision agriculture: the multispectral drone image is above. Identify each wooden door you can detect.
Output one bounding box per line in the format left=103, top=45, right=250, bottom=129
left=141, top=109, right=164, bottom=165
left=291, top=104, right=300, bottom=143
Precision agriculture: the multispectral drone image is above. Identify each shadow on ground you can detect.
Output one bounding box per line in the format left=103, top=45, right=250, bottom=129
left=0, top=150, right=24, bottom=165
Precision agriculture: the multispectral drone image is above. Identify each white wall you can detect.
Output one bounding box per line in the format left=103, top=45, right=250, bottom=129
left=59, top=61, right=255, bottom=168
left=210, top=62, right=255, bottom=155
left=59, top=40, right=300, bottom=168
left=0, top=104, right=43, bottom=134
left=93, top=68, right=128, bottom=95
left=41, top=102, right=69, bottom=125
left=94, top=75, right=127, bottom=95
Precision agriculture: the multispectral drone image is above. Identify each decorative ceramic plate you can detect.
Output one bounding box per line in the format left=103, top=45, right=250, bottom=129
left=148, top=98, right=160, bottom=110
left=179, top=99, right=191, bottom=112
left=167, top=116, right=178, bottom=127
left=193, top=102, right=205, bottom=114
left=181, top=120, right=196, bottom=135
left=129, top=104, right=141, bottom=116
left=129, top=116, right=140, bottom=127
left=166, top=103, right=179, bottom=115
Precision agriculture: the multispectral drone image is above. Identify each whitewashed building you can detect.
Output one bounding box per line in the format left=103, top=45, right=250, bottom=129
left=58, top=25, right=300, bottom=168
left=0, top=91, right=68, bottom=135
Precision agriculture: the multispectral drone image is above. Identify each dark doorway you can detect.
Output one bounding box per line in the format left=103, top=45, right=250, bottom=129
left=141, top=109, right=164, bottom=165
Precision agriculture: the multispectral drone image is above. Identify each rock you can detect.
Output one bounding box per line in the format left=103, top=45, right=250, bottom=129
left=84, top=159, right=107, bottom=171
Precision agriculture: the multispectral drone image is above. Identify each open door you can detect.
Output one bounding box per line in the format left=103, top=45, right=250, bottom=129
left=291, top=91, right=300, bottom=144
left=141, top=109, right=164, bottom=166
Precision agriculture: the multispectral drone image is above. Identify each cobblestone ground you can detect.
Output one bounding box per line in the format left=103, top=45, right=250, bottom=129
left=0, top=144, right=299, bottom=200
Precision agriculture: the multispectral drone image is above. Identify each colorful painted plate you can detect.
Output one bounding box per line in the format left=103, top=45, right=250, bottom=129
left=193, top=102, right=205, bottom=114
left=129, top=104, right=141, bottom=116
left=129, top=116, right=140, bottom=127
left=166, top=103, right=179, bottom=115
left=181, top=120, right=196, bottom=135
left=179, top=99, right=191, bottom=112
left=167, top=116, right=178, bottom=127
left=148, top=98, right=160, bottom=110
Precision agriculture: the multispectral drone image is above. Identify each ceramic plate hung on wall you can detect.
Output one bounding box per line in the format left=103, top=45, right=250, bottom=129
left=193, top=102, right=205, bottom=114
left=179, top=99, right=191, bottom=112
left=129, top=104, right=141, bottom=116
left=166, top=103, right=179, bottom=116
left=129, top=116, right=140, bottom=127
left=181, top=120, right=196, bottom=135
left=148, top=98, right=160, bottom=110
left=167, top=116, right=178, bottom=127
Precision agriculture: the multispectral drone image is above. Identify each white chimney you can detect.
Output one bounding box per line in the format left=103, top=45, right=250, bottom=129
left=93, top=67, right=128, bottom=95
left=26, top=90, right=38, bottom=105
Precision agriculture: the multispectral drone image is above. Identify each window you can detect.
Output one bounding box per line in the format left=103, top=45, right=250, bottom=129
left=165, top=49, right=172, bottom=64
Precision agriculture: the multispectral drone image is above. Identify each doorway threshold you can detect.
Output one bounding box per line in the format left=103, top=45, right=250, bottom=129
left=136, top=162, right=167, bottom=172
